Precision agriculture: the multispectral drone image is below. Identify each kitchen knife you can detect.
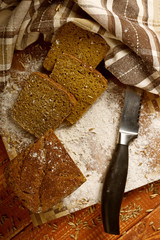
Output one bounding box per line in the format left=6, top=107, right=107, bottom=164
left=101, top=86, right=142, bottom=235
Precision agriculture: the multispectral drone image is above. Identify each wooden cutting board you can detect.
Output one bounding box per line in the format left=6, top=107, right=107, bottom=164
left=1, top=37, right=160, bottom=226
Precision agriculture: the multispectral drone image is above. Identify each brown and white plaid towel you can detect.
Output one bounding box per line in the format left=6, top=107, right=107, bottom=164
left=0, top=0, right=160, bottom=94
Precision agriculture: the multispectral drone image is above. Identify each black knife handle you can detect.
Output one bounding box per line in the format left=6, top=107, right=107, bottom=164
left=101, top=143, right=128, bottom=235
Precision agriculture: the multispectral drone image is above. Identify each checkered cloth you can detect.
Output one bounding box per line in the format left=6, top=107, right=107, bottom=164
left=0, top=0, right=160, bottom=94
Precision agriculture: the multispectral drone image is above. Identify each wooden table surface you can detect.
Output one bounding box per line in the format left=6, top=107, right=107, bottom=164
left=1, top=38, right=160, bottom=240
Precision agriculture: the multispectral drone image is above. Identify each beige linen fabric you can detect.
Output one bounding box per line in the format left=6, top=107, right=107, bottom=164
left=0, top=0, right=160, bottom=94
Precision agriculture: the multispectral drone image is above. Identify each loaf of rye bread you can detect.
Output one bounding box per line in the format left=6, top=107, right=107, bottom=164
left=43, top=22, right=109, bottom=71
left=50, top=53, right=108, bottom=124
left=11, top=72, right=76, bottom=138
left=4, top=129, right=86, bottom=213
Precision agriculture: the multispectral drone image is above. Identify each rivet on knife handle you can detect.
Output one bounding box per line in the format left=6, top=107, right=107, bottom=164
left=101, top=87, right=142, bottom=235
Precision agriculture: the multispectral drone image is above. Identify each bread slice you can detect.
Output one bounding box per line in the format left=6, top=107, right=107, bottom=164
left=43, top=22, right=109, bottom=71
left=50, top=53, right=108, bottom=124
left=11, top=72, right=76, bottom=138
left=5, top=129, right=86, bottom=213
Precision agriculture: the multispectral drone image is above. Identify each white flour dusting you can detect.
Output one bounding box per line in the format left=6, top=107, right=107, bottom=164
left=127, top=110, right=160, bottom=192
left=0, top=45, right=160, bottom=213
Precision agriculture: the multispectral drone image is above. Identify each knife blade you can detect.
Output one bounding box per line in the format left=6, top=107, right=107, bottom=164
left=101, top=86, right=142, bottom=235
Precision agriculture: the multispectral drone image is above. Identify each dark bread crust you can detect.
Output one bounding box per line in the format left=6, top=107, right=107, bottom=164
left=5, top=129, right=86, bottom=213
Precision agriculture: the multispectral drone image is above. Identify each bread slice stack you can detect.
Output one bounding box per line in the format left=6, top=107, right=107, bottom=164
left=12, top=22, right=108, bottom=134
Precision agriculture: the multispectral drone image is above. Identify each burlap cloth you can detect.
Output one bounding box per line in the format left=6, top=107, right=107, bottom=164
left=0, top=0, right=160, bottom=94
